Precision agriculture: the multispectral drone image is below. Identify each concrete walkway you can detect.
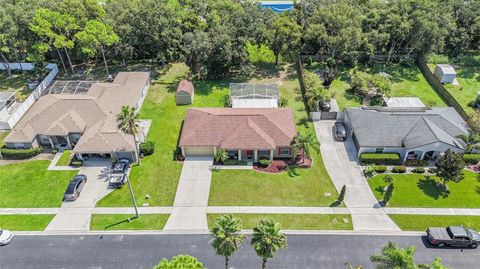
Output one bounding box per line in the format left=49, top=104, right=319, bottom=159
left=47, top=149, right=80, bottom=171
left=163, top=156, right=214, bottom=231
left=314, top=120, right=400, bottom=231
left=45, top=161, right=112, bottom=232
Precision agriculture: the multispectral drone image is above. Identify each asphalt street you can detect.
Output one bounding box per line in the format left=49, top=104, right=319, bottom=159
left=0, top=234, right=479, bottom=269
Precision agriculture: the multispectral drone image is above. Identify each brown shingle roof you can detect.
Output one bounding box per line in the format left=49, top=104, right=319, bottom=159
left=176, top=80, right=194, bottom=95
left=179, top=108, right=296, bottom=150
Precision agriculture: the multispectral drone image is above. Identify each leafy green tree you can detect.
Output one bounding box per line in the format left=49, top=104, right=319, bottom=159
left=215, top=149, right=229, bottom=164
left=303, top=70, right=331, bottom=111
left=383, top=183, right=394, bottom=205
left=153, top=255, right=206, bottom=269
left=75, top=20, right=119, bottom=76
left=427, top=257, right=449, bottom=269
left=457, top=132, right=480, bottom=153
left=370, top=241, right=417, bottom=269
left=251, top=219, right=287, bottom=269
left=210, top=214, right=245, bottom=269
left=436, top=149, right=465, bottom=189
left=267, top=13, right=301, bottom=65
left=277, top=97, right=288, bottom=108
left=337, top=185, right=346, bottom=203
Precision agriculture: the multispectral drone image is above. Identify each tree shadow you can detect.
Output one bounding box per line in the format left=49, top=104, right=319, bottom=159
left=103, top=216, right=138, bottom=230
left=417, top=176, right=450, bottom=200
left=329, top=200, right=342, bottom=207
left=375, top=186, right=385, bottom=195
left=297, top=117, right=310, bottom=129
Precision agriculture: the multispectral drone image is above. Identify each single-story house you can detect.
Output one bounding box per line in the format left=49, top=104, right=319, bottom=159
left=4, top=72, right=150, bottom=162
left=344, top=107, right=468, bottom=162
left=176, top=80, right=194, bottom=105
left=434, top=64, right=456, bottom=84
left=179, top=108, right=296, bottom=161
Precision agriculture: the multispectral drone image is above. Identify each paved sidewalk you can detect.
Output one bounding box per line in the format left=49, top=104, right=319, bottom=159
left=314, top=120, right=400, bottom=231
left=45, top=161, right=112, bottom=231
left=164, top=156, right=214, bottom=230
left=207, top=206, right=350, bottom=214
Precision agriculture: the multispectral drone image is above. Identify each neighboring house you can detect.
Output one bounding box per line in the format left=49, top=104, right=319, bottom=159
left=230, top=83, right=279, bottom=108
left=176, top=79, right=194, bottom=105
left=179, top=108, right=296, bottom=161
left=344, top=107, right=468, bottom=162
left=4, top=72, right=150, bottom=162
left=434, top=64, right=457, bottom=84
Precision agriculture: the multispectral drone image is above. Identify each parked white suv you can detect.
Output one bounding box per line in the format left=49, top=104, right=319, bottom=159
left=0, top=229, right=13, bottom=246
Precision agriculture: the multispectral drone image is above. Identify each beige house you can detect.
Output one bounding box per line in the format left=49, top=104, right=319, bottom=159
left=176, top=80, right=194, bottom=105
left=4, top=72, right=150, bottom=162
left=179, top=108, right=296, bottom=161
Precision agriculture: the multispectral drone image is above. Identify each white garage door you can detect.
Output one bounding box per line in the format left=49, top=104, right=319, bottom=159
left=184, top=146, right=214, bottom=156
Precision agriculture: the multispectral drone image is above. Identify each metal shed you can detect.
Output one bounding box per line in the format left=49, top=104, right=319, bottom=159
left=434, top=64, right=457, bottom=84
left=176, top=80, right=194, bottom=105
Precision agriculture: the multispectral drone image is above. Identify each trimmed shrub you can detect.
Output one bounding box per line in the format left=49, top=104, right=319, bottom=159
left=259, top=159, right=271, bottom=168
left=139, top=141, right=155, bottom=156
left=463, top=154, right=480, bottom=165
left=372, top=166, right=387, bottom=173
left=404, top=159, right=428, bottom=167
left=391, top=166, right=406, bottom=173
left=428, top=167, right=437, bottom=174
left=223, top=159, right=248, bottom=165
left=363, top=166, right=375, bottom=178
left=359, top=153, right=401, bottom=165
left=412, top=167, right=425, bottom=173
left=0, top=147, right=42, bottom=160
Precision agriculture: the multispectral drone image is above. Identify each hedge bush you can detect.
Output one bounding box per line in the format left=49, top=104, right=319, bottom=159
left=259, top=159, right=271, bottom=168
left=223, top=159, right=248, bottom=166
left=0, top=147, right=42, bottom=160
left=364, top=166, right=375, bottom=178
left=404, top=159, right=428, bottom=167
left=359, top=153, right=401, bottom=165
left=372, top=166, right=387, bottom=173
left=463, top=154, right=480, bottom=165
left=391, top=166, right=406, bottom=173
left=140, top=141, right=155, bottom=156
left=412, top=167, right=425, bottom=173
left=428, top=167, right=437, bottom=174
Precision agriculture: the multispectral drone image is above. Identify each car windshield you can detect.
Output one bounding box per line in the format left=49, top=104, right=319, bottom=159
left=66, top=182, right=76, bottom=194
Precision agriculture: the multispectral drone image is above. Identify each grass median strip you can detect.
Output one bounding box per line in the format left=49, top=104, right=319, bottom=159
left=207, top=214, right=353, bottom=230
left=0, top=215, right=55, bottom=231
left=90, top=214, right=169, bottom=230
left=56, top=150, right=72, bottom=166
left=389, top=214, right=480, bottom=231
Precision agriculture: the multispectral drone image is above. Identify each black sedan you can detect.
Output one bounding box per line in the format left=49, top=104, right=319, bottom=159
left=111, top=159, right=131, bottom=174
left=63, top=174, right=87, bottom=201
left=334, top=122, right=347, bottom=141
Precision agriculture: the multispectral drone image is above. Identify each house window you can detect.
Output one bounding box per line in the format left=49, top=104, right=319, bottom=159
left=279, top=147, right=291, bottom=155
left=375, top=147, right=384, bottom=153
left=258, top=150, right=269, bottom=155
left=39, top=135, right=50, bottom=145
left=227, top=150, right=237, bottom=156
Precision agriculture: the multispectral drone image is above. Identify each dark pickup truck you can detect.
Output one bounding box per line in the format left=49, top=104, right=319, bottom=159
left=427, top=226, right=480, bottom=248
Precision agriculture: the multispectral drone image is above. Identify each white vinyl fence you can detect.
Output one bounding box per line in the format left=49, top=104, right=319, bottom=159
left=0, top=63, right=58, bottom=130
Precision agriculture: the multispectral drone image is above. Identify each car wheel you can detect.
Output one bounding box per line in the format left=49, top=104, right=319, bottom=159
left=470, top=243, right=478, bottom=249
left=437, top=243, right=446, bottom=248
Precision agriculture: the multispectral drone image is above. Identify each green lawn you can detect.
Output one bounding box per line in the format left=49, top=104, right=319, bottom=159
left=390, top=214, right=480, bottom=231
left=90, top=214, right=169, bottom=230
left=0, top=72, right=33, bottom=101
left=97, top=63, right=229, bottom=207
left=56, top=150, right=72, bottom=166
left=209, top=65, right=339, bottom=207
left=305, top=63, right=446, bottom=110
left=0, top=214, right=54, bottom=231
left=0, top=161, right=78, bottom=207
left=0, top=131, right=9, bottom=147
left=368, top=171, right=480, bottom=208
left=208, top=214, right=352, bottom=230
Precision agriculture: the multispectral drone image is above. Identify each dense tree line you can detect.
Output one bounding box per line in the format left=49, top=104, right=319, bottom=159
left=0, top=0, right=479, bottom=79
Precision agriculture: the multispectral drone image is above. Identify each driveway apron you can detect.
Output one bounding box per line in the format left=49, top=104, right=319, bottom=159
left=164, top=156, right=213, bottom=231
left=314, top=120, right=400, bottom=231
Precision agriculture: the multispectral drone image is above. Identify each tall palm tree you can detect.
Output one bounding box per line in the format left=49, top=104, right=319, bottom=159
left=291, top=132, right=319, bottom=163
left=370, top=241, right=417, bottom=269
left=251, top=219, right=287, bottom=269
left=117, top=105, right=140, bottom=218
left=215, top=149, right=229, bottom=164
left=457, top=131, right=480, bottom=153
left=210, top=214, right=245, bottom=269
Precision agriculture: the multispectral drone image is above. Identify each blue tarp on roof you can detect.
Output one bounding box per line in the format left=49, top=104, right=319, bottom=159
left=260, top=1, right=294, bottom=12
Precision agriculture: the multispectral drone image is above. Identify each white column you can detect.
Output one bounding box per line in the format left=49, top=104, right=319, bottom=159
left=66, top=136, right=72, bottom=149
left=269, top=149, right=274, bottom=161
left=48, top=137, right=54, bottom=150
left=76, top=153, right=83, bottom=160
left=238, top=150, right=241, bottom=161
left=254, top=150, right=258, bottom=162
left=181, top=147, right=185, bottom=156
left=419, top=151, right=426, bottom=161
left=213, top=146, right=217, bottom=156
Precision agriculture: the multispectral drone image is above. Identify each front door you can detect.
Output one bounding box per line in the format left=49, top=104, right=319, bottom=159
left=56, top=136, right=68, bottom=145
left=246, top=150, right=254, bottom=159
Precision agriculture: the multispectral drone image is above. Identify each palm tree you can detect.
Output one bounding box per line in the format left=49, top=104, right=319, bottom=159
left=291, top=132, right=319, bottom=163
left=370, top=241, right=417, bottom=269
left=251, top=219, right=287, bottom=269
left=210, top=214, right=245, bottom=269
left=215, top=149, right=229, bottom=164
left=117, top=105, right=140, bottom=218
left=457, top=132, right=480, bottom=153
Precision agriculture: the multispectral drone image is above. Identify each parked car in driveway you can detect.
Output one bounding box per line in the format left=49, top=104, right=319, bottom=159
left=111, top=159, right=130, bottom=174
left=63, top=174, right=88, bottom=201
left=0, top=229, right=13, bottom=246
left=427, top=226, right=480, bottom=248
left=109, top=173, right=128, bottom=188
left=334, top=122, right=347, bottom=141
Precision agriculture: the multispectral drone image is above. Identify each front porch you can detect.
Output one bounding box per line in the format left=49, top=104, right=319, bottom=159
left=403, top=150, right=440, bottom=162
left=38, top=133, right=81, bottom=151
left=219, top=148, right=275, bottom=162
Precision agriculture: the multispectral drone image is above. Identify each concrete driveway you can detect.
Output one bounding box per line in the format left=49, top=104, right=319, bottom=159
left=314, top=120, right=400, bottom=231
left=45, top=160, right=112, bottom=232
left=164, top=156, right=213, bottom=231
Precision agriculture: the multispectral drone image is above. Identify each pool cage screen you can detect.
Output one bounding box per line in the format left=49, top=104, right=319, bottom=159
left=229, top=83, right=279, bottom=100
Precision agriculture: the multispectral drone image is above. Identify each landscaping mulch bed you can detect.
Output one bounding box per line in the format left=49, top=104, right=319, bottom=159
left=253, top=154, right=312, bottom=174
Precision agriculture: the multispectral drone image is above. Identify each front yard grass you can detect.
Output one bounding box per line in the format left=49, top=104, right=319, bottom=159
left=207, top=214, right=352, bottom=230
left=97, top=63, right=229, bottom=207
left=0, top=160, right=78, bottom=208
left=368, top=171, right=480, bottom=208
left=304, top=63, right=446, bottom=110
left=90, top=214, right=169, bottom=230
left=0, top=214, right=55, bottom=231
left=389, top=214, right=480, bottom=231
left=56, top=150, right=72, bottom=166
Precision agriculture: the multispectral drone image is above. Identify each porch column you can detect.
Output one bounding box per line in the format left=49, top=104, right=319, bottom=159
left=76, top=153, right=83, bottom=160
left=48, top=137, right=54, bottom=150
left=269, top=149, right=274, bottom=161
left=238, top=150, right=241, bottom=161
left=254, top=150, right=258, bottom=162
left=213, top=146, right=217, bottom=156
left=66, top=135, right=72, bottom=149
left=181, top=147, right=185, bottom=156
left=419, top=151, right=426, bottom=161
